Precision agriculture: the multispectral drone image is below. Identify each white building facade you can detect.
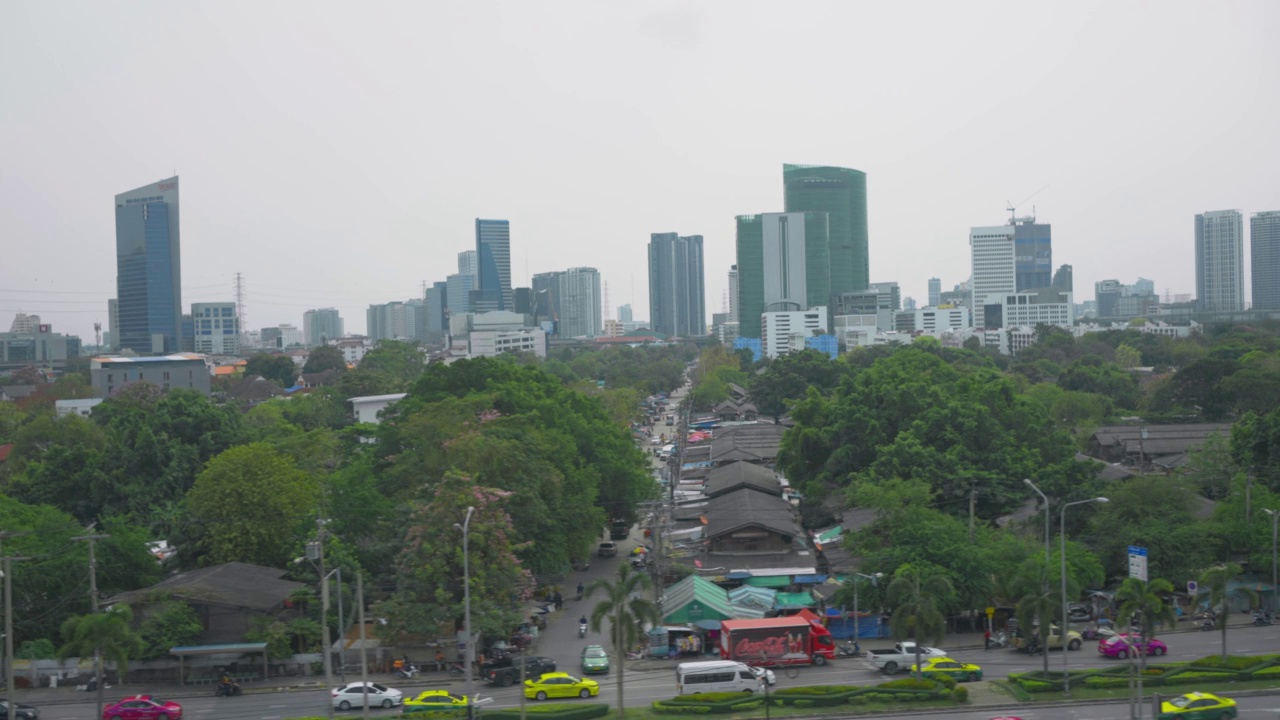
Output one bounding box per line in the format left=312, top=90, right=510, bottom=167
left=558, top=267, right=602, bottom=338
left=895, top=306, right=971, bottom=333
left=761, top=306, right=827, bottom=359
left=969, top=225, right=1017, bottom=326
left=1195, top=210, right=1245, bottom=312
left=191, top=302, right=240, bottom=355
left=469, top=328, right=547, bottom=359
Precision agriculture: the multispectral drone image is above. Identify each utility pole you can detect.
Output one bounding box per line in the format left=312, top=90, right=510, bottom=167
left=315, top=517, right=335, bottom=720
left=72, top=530, right=109, bottom=720
left=1, top=531, right=32, bottom=720
left=357, top=572, right=369, bottom=720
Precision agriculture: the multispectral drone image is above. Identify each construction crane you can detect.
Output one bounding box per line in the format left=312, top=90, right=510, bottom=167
left=1006, top=184, right=1050, bottom=224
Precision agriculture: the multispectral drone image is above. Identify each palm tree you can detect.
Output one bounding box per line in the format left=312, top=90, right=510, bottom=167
left=1114, top=577, right=1177, bottom=672
left=1198, top=563, right=1256, bottom=661
left=58, top=604, right=146, bottom=683
left=586, top=564, right=660, bottom=718
left=885, top=564, right=954, bottom=681
left=1009, top=556, right=1073, bottom=679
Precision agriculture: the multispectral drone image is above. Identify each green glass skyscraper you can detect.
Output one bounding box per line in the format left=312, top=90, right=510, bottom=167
left=735, top=212, right=830, bottom=339
left=783, top=164, right=869, bottom=294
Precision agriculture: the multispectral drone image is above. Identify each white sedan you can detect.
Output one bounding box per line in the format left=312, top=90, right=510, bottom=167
left=332, top=681, right=403, bottom=710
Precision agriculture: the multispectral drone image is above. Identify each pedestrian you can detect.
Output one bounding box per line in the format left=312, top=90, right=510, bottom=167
left=434, top=649, right=446, bottom=673
left=984, top=629, right=991, bottom=651
left=554, top=591, right=563, bottom=611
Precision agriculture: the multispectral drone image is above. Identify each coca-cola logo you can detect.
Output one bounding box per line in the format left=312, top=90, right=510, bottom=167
left=733, top=636, right=787, bottom=658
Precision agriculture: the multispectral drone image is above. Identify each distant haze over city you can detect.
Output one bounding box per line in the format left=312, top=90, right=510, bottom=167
left=2, top=1, right=1277, bottom=339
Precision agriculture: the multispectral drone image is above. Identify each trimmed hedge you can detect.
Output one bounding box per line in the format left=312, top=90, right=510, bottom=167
left=1012, top=654, right=1280, bottom=693
left=483, top=705, right=610, bottom=720
left=653, top=680, right=957, bottom=714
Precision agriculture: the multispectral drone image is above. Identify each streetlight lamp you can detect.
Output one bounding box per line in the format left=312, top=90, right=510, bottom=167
left=1023, top=479, right=1050, bottom=563
left=1265, top=509, right=1279, bottom=612
left=1060, top=497, right=1109, bottom=697
left=454, top=507, right=476, bottom=710
left=851, top=573, right=883, bottom=643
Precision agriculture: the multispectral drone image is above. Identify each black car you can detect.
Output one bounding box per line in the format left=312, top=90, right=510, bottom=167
left=0, top=698, right=39, bottom=720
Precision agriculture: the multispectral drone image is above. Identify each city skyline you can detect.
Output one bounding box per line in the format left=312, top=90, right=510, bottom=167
left=2, top=2, right=1278, bottom=339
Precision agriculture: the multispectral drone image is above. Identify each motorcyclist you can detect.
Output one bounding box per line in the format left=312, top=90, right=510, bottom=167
left=219, top=674, right=235, bottom=695
left=576, top=582, right=584, bottom=600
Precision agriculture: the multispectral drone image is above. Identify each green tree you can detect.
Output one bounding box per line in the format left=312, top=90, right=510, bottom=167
left=303, top=345, right=347, bottom=374
left=137, top=601, right=204, bottom=659
left=587, top=564, right=659, bottom=718
left=0, top=401, right=25, bottom=444
left=1009, top=555, right=1076, bottom=679
left=1115, top=343, right=1143, bottom=370
left=357, top=340, right=426, bottom=387
left=244, top=353, right=300, bottom=388
left=1198, top=563, right=1256, bottom=660
left=748, top=349, right=844, bottom=421
left=185, top=443, right=318, bottom=566
left=885, top=564, right=954, bottom=680
left=1114, top=577, right=1177, bottom=672
left=58, top=605, right=146, bottom=682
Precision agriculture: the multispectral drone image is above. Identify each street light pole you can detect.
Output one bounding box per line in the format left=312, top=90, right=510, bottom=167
left=851, top=573, right=882, bottom=644
left=1265, top=509, right=1279, bottom=612
left=1023, top=479, right=1050, bottom=563
left=455, top=507, right=476, bottom=708
left=1060, top=497, right=1109, bottom=697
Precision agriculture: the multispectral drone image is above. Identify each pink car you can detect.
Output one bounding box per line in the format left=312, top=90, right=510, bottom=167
left=1097, top=634, right=1167, bottom=659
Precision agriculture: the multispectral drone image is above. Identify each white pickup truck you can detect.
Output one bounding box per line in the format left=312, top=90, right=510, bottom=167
left=864, top=642, right=948, bottom=674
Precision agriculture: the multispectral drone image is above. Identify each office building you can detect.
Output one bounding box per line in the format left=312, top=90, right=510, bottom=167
left=734, top=212, right=829, bottom=339
left=9, top=313, right=40, bottom=334
left=993, top=289, right=1074, bottom=329
left=303, top=308, right=344, bottom=347
left=903, top=297, right=917, bottom=311
left=425, top=282, right=447, bottom=344
left=1095, top=279, right=1122, bottom=318
left=895, top=306, right=971, bottom=333
left=447, top=273, right=475, bottom=315
left=1051, top=265, right=1074, bottom=293
left=1252, top=211, right=1280, bottom=310
left=458, top=250, right=478, bottom=279
left=475, top=218, right=512, bottom=312
left=1195, top=210, right=1245, bottom=312
left=513, top=287, right=533, bottom=315
left=970, top=224, right=1017, bottom=326
left=0, top=324, right=81, bottom=366
left=115, top=176, right=182, bottom=354
left=368, top=300, right=427, bottom=343
left=558, top=267, right=602, bottom=338
left=761, top=307, right=828, bottom=359
left=783, top=164, right=869, bottom=293
left=927, top=278, right=941, bottom=307
left=1014, top=219, right=1052, bottom=291
left=617, top=304, right=632, bottom=323
left=868, top=281, right=901, bottom=311
left=261, top=324, right=303, bottom=349
left=191, top=302, right=239, bottom=355
left=532, top=271, right=563, bottom=328
left=648, top=232, right=705, bottom=337
left=469, top=328, right=547, bottom=359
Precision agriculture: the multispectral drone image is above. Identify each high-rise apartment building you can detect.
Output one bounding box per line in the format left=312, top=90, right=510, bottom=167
left=783, top=164, right=869, bottom=293
left=9, top=313, right=40, bottom=334
left=191, top=302, right=239, bottom=354
left=475, top=218, right=512, bottom=312
left=1251, top=211, right=1280, bottom=310
left=532, top=271, right=563, bottom=327
left=648, top=233, right=706, bottom=337
left=969, top=224, right=1017, bottom=326
left=1014, top=220, right=1052, bottom=291
left=927, top=278, right=941, bottom=307
left=734, top=213, right=830, bottom=339
left=1195, top=210, right=1245, bottom=312
left=1095, top=279, right=1122, bottom=318
left=115, top=176, right=182, bottom=354
left=728, top=265, right=739, bottom=323
left=303, top=308, right=344, bottom=347
left=617, top=304, right=632, bottom=322
left=558, top=267, right=602, bottom=338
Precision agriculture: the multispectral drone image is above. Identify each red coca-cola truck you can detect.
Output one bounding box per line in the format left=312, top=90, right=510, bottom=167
left=718, top=614, right=836, bottom=667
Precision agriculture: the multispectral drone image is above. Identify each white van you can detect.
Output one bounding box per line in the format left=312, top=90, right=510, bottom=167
left=675, top=661, right=763, bottom=695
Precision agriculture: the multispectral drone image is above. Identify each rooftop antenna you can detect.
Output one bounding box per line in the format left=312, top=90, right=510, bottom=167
left=1007, top=185, right=1050, bottom=225
left=93, top=322, right=102, bottom=348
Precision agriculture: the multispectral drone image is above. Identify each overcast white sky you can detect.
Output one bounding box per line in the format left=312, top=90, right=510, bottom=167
left=2, top=1, right=1278, bottom=340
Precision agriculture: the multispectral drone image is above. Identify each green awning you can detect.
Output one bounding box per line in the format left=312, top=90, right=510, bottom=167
left=744, top=576, right=791, bottom=588
left=774, top=591, right=816, bottom=608
left=662, top=575, right=735, bottom=623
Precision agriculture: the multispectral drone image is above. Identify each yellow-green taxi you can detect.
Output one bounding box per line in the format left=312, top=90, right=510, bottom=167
left=1157, top=692, right=1237, bottom=720
left=403, top=690, right=470, bottom=714
left=523, top=672, right=600, bottom=700
left=909, top=657, right=983, bottom=682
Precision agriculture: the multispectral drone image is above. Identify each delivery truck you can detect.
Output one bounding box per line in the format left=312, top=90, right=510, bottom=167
left=718, top=615, right=836, bottom=667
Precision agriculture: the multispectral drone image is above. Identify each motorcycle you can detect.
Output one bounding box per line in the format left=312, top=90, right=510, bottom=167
left=578, top=622, right=588, bottom=639
left=394, top=663, right=420, bottom=680
left=988, top=631, right=1010, bottom=649
left=215, top=681, right=243, bottom=697
left=1199, top=618, right=1216, bottom=631
left=837, top=640, right=861, bottom=658
left=1252, top=611, right=1274, bottom=626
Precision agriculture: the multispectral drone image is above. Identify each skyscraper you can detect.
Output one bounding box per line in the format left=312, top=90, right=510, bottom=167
left=475, top=218, right=512, bottom=312
left=425, top=282, right=447, bottom=344
left=303, top=308, right=344, bottom=346
left=558, top=267, right=602, bottom=338
left=1014, top=220, right=1052, bottom=290
left=783, top=164, right=869, bottom=293
left=617, top=304, right=632, bottom=322
left=728, top=265, right=739, bottom=323
left=115, top=176, right=181, bottom=354
left=1251, top=211, right=1280, bottom=310
left=734, top=213, right=830, bottom=339
left=191, top=302, right=239, bottom=354
left=458, top=250, right=478, bottom=279
left=446, top=273, right=475, bottom=315
left=532, top=271, right=564, bottom=328
left=1195, top=210, right=1245, bottom=312
left=648, top=233, right=706, bottom=337
left=928, top=278, right=941, bottom=307
left=969, top=224, right=1017, bottom=326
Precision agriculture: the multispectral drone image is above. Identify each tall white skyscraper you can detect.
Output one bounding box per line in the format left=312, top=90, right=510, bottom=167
left=558, top=267, right=602, bottom=338
left=617, top=304, right=632, bottom=322
left=969, top=224, right=1017, bottom=327
left=1196, top=210, right=1245, bottom=312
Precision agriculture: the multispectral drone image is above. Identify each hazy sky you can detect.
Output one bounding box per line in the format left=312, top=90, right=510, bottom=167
left=3, top=1, right=1278, bottom=340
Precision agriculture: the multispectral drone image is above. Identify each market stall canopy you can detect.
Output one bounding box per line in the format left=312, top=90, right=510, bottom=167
left=661, top=575, right=735, bottom=623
